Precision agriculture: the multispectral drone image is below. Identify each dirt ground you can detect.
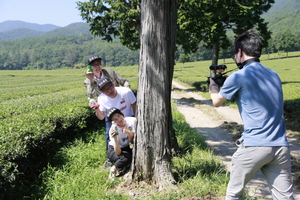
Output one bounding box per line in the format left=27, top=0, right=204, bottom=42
left=171, top=81, right=300, bottom=200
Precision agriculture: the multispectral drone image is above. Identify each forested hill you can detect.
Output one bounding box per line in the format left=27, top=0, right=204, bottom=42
left=42, top=23, right=91, bottom=37
left=0, top=28, right=44, bottom=40
left=263, top=0, right=300, bottom=34
left=0, top=35, right=139, bottom=70
left=0, top=0, right=300, bottom=70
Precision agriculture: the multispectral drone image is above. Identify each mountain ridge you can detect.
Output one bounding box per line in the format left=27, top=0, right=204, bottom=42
left=0, top=28, right=44, bottom=40
left=0, top=21, right=91, bottom=40
left=263, top=0, right=300, bottom=35
left=0, top=20, right=61, bottom=32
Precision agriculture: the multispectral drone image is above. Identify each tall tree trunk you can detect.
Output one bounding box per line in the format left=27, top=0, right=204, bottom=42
left=127, top=0, right=178, bottom=190
left=211, top=43, right=219, bottom=65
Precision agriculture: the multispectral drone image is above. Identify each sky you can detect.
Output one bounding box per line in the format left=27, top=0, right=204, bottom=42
left=0, top=0, right=86, bottom=27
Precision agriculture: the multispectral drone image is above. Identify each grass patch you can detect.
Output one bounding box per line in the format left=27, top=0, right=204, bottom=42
left=31, top=125, right=128, bottom=199
left=31, top=102, right=229, bottom=199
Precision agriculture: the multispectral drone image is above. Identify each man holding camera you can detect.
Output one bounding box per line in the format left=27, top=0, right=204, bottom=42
left=210, top=29, right=294, bottom=199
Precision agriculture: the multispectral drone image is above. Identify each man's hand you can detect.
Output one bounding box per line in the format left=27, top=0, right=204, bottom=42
left=209, top=77, right=227, bottom=107
left=89, top=101, right=99, bottom=110
left=85, top=70, right=95, bottom=82
left=209, top=78, right=220, bottom=94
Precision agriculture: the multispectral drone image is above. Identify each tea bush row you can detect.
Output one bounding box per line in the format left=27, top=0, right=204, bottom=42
left=0, top=70, right=94, bottom=197
left=0, top=75, right=82, bottom=101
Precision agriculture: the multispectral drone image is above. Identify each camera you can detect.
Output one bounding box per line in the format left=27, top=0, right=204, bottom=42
left=206, top=65, right=228, bottom=86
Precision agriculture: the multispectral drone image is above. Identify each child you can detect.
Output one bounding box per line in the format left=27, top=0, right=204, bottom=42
left=106, top=107, right=136, bottom=179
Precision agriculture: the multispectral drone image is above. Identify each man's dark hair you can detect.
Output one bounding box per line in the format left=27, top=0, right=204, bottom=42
left=233, top=29, right=262, bottom=58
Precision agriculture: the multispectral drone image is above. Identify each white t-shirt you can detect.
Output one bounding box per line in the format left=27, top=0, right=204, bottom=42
left=109, top=117, right=136, bottom=148
left=98, top=87, right=136, bottom=117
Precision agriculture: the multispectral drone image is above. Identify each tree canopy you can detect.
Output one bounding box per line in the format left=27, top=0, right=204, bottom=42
left=177, top=0, right=274, bottom=64
left=77, top=0, right=275, bottom=65
left=77, top=0, right=140, bottom=50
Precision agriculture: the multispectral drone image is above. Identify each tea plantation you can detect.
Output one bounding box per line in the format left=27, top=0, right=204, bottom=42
left=0, top=54, right=299, bottom=198
left=0, top=69, right=99, bottom=198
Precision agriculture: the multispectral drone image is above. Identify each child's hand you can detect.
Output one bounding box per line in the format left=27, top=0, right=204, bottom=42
left=122, top=125, right=129, bottom=134
left=110, top=125, right=119, bottom=137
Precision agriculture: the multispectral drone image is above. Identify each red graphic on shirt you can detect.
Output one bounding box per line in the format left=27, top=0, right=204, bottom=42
left=120, top=98, right=126, bottom=104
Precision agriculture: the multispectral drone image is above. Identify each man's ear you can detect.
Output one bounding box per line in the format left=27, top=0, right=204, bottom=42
left=238, top=48, right=243, bottom=57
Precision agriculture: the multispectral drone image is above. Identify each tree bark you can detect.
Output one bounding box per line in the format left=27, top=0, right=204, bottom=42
left=127, top=0, right=178, bottom=190
left=211, top=43, right=219, bottom=65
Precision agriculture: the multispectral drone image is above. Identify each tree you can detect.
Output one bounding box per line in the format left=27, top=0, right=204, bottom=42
left=64, top=47, right=77, bottom=68
left=178, top=54, right=190, bottom=68
left=177, top=0, right=274, bottom=65
left=129, top=0, right=178, bottom=189
left=77, top=0, right=140, bottom=51
left=294, top=32, right=300, bottom=56
left=281, top=29, right=295, bottom=58
left=78, top=1, right=274, bottom=66
left=273, top=30, right=295, bottom=59
left=273, top=31, right=284, bottom=59
left=177, top=0, right=230, bottom=64
left=78, top=0, right=178, bottom=189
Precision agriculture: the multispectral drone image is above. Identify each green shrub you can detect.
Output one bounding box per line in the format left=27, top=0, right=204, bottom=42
left=0, top=70, right=98, bottom=199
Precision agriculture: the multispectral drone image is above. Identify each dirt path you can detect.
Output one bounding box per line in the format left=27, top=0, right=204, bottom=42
left=171, top=81, right=300, bottom=199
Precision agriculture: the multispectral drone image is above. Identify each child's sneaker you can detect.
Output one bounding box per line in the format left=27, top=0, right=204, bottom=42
left=104, top=159, right=112, bottom=168
left=117, top=165, right=130, bottom=177
left=108, top=169, right=116, bottom=180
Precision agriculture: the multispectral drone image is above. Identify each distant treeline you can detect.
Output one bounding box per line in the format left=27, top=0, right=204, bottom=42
left=180, top=29, right=300, bottom=63
left=0, top=35, right=139, bottom=70
left=0, top=29, right=299, bottom=70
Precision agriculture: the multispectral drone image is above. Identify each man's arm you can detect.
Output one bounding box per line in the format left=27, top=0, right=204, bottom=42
left=88, top=99, right=105, bottom=120
left=131, top=102, right=137, bottom=117
left=209, top=78, right=227, bottom=107
left=95, top=108, right=106, bottom=120
left=210, top=93, right=227, bottom=107
left=84, top=78, right=101, bottom=99
left=104, top=69, right=130, bottom=88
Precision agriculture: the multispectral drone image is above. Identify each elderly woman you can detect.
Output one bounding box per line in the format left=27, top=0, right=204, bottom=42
left=106, top=107, right=136, bottom=179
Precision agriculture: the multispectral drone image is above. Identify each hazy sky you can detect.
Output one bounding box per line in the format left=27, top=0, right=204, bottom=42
left=0, top=0, right=86, bottom=27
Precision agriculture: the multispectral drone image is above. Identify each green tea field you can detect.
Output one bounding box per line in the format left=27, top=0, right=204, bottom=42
left=0, top=69, right=98, bottom=198
left=0, top=54, right=299, bottom=198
